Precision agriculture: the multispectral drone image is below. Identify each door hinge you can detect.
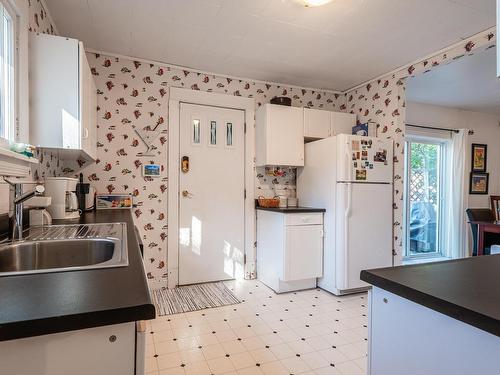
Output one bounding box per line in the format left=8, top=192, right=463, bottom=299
left=244, top=122, right=247, bottom=134
left=244, top=189, right=246, bottom=199
left=244, top=254, right=246, bottom=264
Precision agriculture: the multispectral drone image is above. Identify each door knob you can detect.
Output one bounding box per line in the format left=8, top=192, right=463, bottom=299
left=182, top=190, right=193, bottom=198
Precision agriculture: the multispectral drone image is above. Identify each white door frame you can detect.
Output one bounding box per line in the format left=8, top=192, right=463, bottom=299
left=168, top=87, right=255, bottom=288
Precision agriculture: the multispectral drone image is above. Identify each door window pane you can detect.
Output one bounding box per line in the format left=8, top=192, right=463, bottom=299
left=226, top=122, right=233, bottom=146
left=406, top=141, right=441, bottom=257
left=209, top=121, right=216, bottom=145
left=192, top=119, right=201, bottom=144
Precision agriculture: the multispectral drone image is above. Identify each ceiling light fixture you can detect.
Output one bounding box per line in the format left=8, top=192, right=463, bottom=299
left=301, top=0, right=333, bottom=7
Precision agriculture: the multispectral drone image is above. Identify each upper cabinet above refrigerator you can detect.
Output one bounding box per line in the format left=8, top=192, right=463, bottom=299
left=304, top=108, right=356, bottom=141
left=29, top=34, right=97, bottom=161
left=304, top=108, right=331, bottom=139
left=256, top=104, right=304, bottom=167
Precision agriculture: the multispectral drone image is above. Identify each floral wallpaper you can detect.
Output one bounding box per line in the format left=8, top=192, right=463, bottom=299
left=28, top=0, right=56, bottom=34
left=345, top=27, right=496, bottom=263
left=256, top=166, right=297, bottom=197
left=54, top=53, right=344, bottom=287
left=26, top=0, right=497, bottom=285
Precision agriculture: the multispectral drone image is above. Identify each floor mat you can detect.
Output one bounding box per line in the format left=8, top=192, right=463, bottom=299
left=150, top=281, right=241, bottom=316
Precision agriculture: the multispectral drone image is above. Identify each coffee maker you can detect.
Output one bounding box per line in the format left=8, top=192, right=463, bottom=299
left=44, top=177, right=81, bottom=219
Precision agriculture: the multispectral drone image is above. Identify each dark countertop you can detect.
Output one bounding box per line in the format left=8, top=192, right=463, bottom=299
left=256, top=206, right=326, bottom=213
left=360, top=255, right=500, bottom=337
left=0, top=210, right=155, bottom=342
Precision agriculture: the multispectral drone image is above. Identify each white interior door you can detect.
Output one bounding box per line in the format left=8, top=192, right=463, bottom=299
left=179, top=103, right=245, bottom=285
left=336, top=182, right=393, bottom=290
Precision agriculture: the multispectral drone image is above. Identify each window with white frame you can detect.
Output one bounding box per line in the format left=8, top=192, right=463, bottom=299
left=0, top=0, right=17, bottom=145
left=403, top=129, right=452, bottom=262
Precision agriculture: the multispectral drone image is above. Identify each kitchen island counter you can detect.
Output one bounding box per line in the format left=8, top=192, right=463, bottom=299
left=361, top=256, right=500, bottom=375
left=361, top=255, right=500, bottom=336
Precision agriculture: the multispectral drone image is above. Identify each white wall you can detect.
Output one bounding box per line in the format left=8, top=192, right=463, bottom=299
left=406, top=101, right=500, bottom=209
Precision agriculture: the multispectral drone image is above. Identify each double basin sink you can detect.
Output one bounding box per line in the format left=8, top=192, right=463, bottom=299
left=0, top=223, right=128, bottom=276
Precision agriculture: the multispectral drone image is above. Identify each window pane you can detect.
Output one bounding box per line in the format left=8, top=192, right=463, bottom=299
left=192, top=119, right=201, bottom=144
left=407, top=142, right=440, bottom=256
left=0, top=3, right=15, bottom=142
left=226, top=122, right=233, bottom=146
left=209, top=121, right=216, bottom=145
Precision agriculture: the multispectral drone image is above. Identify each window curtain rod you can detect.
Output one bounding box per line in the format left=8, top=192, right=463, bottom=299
left=406, top=123, right=474, bottom=135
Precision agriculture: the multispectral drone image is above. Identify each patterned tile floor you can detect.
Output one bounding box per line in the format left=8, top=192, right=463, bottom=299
left=146, top=280, right=368, bottom=375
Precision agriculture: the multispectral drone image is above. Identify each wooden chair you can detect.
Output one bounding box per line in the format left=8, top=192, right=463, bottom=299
left=490, top=196, right=500, bottom=220
left=466, top=208, right=499, bottom=256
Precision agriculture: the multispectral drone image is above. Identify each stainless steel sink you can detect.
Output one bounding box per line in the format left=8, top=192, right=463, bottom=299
left=0, top=223, right=128, bottom=276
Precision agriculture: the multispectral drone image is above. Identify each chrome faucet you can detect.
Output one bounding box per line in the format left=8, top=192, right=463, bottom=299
left=3, top=178, right=45, bottom=241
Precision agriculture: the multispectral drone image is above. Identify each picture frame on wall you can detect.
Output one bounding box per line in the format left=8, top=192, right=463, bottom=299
left=470, top=172, right=489, bottom=195
left=471, top=143, right=487, bottom=172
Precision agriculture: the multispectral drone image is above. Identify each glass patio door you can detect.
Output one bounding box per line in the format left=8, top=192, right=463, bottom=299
left=404, top=139, right=445, bottom=259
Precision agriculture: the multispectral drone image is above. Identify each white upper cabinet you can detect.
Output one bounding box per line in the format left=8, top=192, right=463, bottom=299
left=304, top=108, right=331, bottom=139
left=30, top=34, right=97, bottom=161
left=256, top=104, right=304, bottom=167
left=304, top=108, right=356, bottom=140
left=331, top=111, right=356, bottom=136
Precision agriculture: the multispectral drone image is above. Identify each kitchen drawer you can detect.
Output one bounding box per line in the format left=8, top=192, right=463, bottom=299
left=285, top=213, right=323, bottom=226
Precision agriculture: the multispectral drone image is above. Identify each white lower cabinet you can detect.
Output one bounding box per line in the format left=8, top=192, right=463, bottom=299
left=0, top=322, right=140, bottom=375
left=285, top=224, right=323, bottom=281
left=257, top=210, right=323, bottom=293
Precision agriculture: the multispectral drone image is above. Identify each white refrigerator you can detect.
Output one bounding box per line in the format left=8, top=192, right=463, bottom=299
left=297, top=134, right=393, bottom=295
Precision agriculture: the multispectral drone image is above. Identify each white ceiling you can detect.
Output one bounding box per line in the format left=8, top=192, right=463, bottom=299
left=45, top=0, right=495, bottom=91
left=407, top=46, right=500, bottom=116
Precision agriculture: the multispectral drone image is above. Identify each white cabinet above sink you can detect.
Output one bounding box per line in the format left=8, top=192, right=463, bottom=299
left=29, top=34, right=97, bottom=161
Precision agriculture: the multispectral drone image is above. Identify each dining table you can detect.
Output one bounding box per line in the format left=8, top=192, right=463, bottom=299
left=469, top=220, right=500, bottom=256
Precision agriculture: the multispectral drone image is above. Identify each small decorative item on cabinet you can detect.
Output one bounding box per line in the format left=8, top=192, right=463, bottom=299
left=258, top=197, right=280, bottom=208
left=270, top=97, right=292, bottom=106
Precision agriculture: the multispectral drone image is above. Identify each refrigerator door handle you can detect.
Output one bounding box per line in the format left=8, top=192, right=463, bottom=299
left=345, top=143, right=352, bottom=181
left=343, top=183, right=352, bottom=288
